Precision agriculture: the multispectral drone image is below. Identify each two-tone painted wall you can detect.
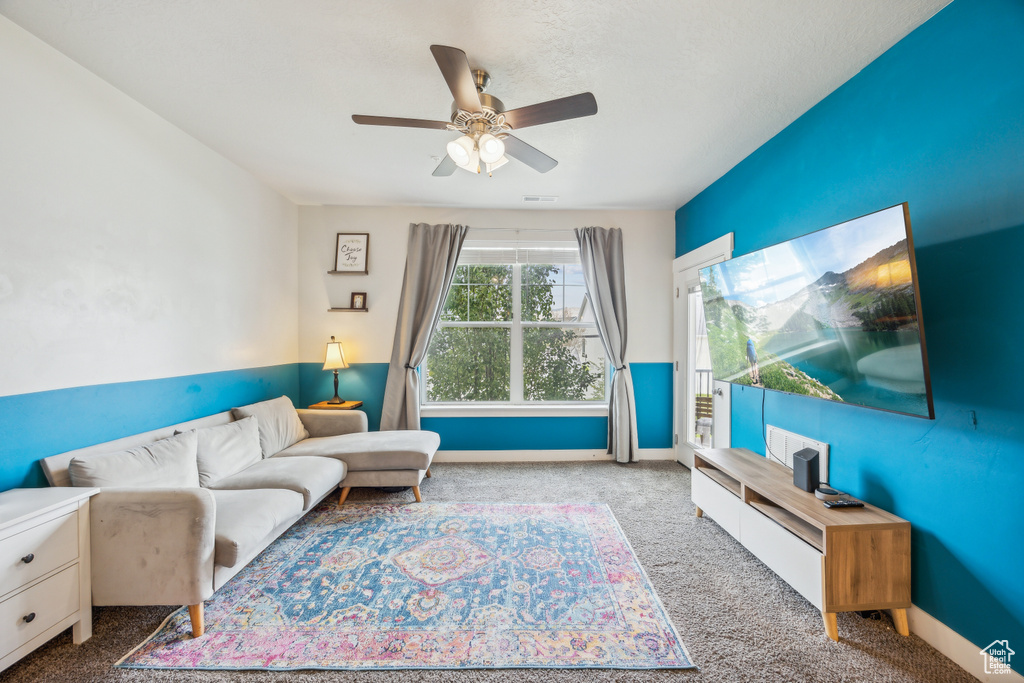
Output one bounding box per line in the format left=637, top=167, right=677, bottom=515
left=676, top=0, right=1022, bottom=655
left=0, top=17, right=301, bottom=490
left=298, top=206, right=675, bottom=453
left=0, top=6, right=677, bottom=492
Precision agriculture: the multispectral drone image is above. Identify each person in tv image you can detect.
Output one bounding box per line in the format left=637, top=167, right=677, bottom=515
left=746, top=338, right=761, bottom=385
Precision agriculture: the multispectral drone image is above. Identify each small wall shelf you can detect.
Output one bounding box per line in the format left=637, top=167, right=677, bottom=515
left=327, top=271, right=364, bottom=275
left=328, top=307, right=369, bottom=312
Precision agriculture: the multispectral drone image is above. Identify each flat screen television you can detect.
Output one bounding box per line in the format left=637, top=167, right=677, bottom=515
left=698, top=203, right=934, bottom=418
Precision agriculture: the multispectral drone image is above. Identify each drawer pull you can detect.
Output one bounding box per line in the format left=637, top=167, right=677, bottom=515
left=21, top=553, right=35, bottom=564
left=23, top=612, right=36, bottom=623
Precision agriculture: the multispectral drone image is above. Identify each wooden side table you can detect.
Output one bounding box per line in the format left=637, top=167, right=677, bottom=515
left=0, top=487, right=98, bottom=672
left=309, top=400, right=363, bottom=410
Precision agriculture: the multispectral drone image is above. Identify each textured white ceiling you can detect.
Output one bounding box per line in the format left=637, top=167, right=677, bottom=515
left=0, top=0, right=950, bottom=210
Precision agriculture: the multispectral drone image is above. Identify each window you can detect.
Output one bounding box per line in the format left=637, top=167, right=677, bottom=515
left=423, top=241, right=607, bottom=404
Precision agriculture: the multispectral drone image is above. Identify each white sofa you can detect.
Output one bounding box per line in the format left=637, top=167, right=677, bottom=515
left=40, top=396, right=440, bottom=637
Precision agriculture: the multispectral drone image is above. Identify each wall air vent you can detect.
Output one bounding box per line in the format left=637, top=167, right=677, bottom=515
left=765, top=425, right=830, bottom=484
left=522, top=195, right=558, bottom=203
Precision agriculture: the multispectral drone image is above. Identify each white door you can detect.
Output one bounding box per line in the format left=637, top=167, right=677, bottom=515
left=673, top=234, right=733, bottom=467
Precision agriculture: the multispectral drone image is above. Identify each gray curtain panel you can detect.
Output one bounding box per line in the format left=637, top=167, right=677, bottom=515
left=575, top=226, right=639, bottom=463
left=381, top=223, right=469, bottom=431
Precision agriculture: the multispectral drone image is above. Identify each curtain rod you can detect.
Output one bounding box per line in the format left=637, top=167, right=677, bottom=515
left=465, top=227, right=578, bottom=233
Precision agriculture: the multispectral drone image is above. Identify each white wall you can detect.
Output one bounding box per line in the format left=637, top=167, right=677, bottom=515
left=298, top=206, right=674, bottom=364
left=0, top=17, right=299, bottom=397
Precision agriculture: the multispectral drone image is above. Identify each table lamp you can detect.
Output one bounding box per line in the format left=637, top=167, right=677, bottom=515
left=323, top=336, right=349, bottom=404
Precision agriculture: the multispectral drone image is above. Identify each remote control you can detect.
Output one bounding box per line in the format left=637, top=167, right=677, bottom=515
left=824, top=499, right=864, bottom=508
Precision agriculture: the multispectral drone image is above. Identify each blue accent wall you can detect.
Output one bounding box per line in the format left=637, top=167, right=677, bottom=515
left=0, top=364, right=300, bottom=491
left=2, top=359, right=671, bottom=491
left=675, top=0, right=1023, bottom=651
left=631, top=362, right=673, bottom=449
left=297, top=361, right=673, bottom=450
left=421, top=416, right=608, bottom=451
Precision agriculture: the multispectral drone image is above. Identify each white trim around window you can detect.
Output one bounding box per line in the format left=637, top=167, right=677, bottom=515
left=421, top=246, right=609, bottom=408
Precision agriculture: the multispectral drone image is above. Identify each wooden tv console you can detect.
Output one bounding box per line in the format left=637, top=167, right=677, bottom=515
left=692, top=447, right=911, bottom=641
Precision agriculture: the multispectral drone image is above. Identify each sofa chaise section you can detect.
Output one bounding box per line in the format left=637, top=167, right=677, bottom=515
left=277, top=426, right=440, bottom=503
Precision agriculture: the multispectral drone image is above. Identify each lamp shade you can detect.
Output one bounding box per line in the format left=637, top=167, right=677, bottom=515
left=478, top=133, right=505, bottom=164
left=446, top=136, right=475, bottom=168
left=323, top=336, right=349, bottom=370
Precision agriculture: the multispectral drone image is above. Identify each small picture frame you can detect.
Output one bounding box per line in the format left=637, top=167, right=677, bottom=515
left=334, top=233, right=369, bottom=274
left=351, top=292, right=367, bottom=310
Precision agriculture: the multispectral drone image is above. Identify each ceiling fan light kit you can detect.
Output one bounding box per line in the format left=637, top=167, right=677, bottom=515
left=445, top=130, right=508, bottom=176
left=353, top=45, right=597, bottom=177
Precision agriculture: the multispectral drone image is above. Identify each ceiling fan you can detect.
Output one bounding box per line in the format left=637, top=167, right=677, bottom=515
left=352, top=45, right=598, bottom=177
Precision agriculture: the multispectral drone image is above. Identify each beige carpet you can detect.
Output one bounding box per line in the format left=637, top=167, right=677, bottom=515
left=1, top=461, right=974, bottom=682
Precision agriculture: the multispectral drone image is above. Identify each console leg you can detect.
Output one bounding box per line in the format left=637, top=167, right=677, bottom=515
left=72, top=618, right=91, bottom=644
left=891, top=608, right=910, bottom=636
left=189, top=603, right=205, bottom=638
left=695, top=506, right=703, bottom=518
left=412, top=486, right=423, bottom=503
left=822, top=611, right=838, bottom=642
left=338, top=486, right=352, bottom=506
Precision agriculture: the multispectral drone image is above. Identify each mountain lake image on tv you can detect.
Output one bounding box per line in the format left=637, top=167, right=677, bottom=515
left=698, top=203, right=934, bottom=418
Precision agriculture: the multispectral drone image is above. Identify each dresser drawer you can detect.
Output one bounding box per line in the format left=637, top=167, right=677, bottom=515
left=740, top=504, right=824, bottom=610
left=0, top=565, right=80, bottom=658
left=0, top=512, right=78, bottom=598
left=692, top=469, right=742, bottom=540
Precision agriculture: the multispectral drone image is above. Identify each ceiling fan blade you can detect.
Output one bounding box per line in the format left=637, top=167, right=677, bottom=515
left=501, top=92, right=598, bottom=130
left=503, top=135, right=558, bottom=173
left=432, top=155, right=457, bottom=177
left=430, top=45, right=482, bottom=113
left=352, top=115, right=451, bottom=130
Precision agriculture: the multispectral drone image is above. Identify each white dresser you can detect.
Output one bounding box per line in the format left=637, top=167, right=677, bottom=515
left=0, top=487, right=98, bottom=672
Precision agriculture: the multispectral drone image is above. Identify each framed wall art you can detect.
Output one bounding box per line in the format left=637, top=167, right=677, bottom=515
left=333, top=233, right=369, bottom=274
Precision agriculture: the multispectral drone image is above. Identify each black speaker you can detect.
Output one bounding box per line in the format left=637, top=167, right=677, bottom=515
left=793, top=448, right=820, bottom=492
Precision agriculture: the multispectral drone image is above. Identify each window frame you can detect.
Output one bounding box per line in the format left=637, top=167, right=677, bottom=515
left=421, top=252, right=609, bottom=408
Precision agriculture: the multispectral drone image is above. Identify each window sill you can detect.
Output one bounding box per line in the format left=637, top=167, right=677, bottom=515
left=420, top=403, right=609, bottom=418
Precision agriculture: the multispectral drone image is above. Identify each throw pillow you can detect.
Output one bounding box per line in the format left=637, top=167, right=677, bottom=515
left=68, top=430, right=200, bottom=488
left=231, top=395, right=309, bottom=458
left=194, top=416, right=262, bottom=487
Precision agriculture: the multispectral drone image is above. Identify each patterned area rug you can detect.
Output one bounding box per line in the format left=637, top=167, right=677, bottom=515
left=117, top=502, right=695, bottom=671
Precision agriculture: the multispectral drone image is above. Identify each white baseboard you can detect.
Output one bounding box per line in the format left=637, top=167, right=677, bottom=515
left=907, top=605, right=1022, bottom=682
left=638, top=448, right=677, bottom=460
left=433, top=448, right=676, bottom=463
left=434, top=450, right=611, bottom=463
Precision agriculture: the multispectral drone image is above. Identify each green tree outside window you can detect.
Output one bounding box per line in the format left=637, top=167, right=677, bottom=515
left=426, top=263, right=605, bottom=403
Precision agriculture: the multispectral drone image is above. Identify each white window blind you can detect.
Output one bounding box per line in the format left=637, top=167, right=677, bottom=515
left=458, top=240, right=580, bottom=265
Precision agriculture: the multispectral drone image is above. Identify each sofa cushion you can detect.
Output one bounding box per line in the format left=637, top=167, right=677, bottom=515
left=232, top=396, right=309, bottom=458
left=210, top=489, right=304, bottom=568
left=209, top=456, right=346, bottom=510
left=297, top=409, right=368, bottom=438
left=275, top=430, right=440, bottom=472
left=195, top=416, right=263, bottom=487
left=68, top=430, right=200, bottom=488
